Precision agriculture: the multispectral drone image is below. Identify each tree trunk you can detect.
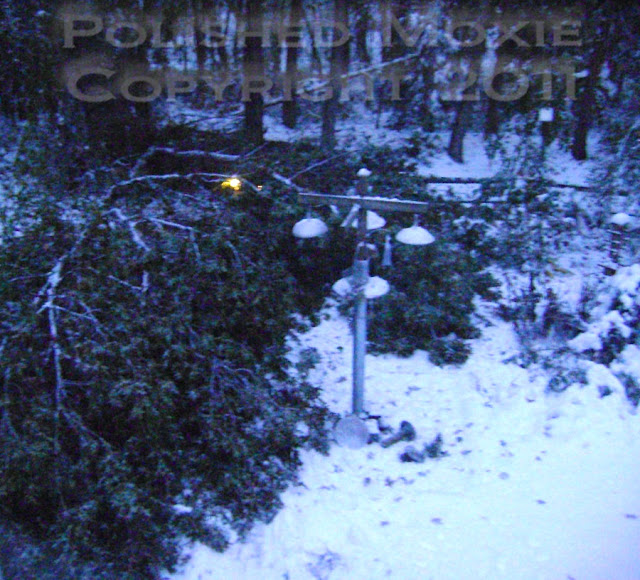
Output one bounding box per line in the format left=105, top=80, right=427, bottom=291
left=484, top=96, right=499, bottom=139
left=321, top=0, right=349, bottom=151
left=419, top=60, right=435, bottom=131
left=484, top=63, right=502, bottom=140
left=243, top=0, right=265, bottom=144
left=571, top=29, right=608, bottom=160
left=382, top=4, right=410, bottom=126
left=448, top=101, right=469, bottom=163
left=193, top=0, right=209, bottom=75
left=354, top=0, right=371, bottom=65
left=283, top=0, right=302, bottom=128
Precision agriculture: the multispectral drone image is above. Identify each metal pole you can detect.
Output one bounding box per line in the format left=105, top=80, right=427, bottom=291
left=352, top=198, right=369, bottom=416
left=352, top=256, right=368, bottom=415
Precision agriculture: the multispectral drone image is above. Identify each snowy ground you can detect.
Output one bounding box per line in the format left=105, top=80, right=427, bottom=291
left=166, top=303, right=640, bottom=580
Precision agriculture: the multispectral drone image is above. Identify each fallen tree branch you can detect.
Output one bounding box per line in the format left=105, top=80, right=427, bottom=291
left=106, top=171, right=257, bottom=198
left=130, top=145, right=240, bottom=177
left=167, top=109, right=243, bottom=128
left=34, top=255, right=66, bottom=309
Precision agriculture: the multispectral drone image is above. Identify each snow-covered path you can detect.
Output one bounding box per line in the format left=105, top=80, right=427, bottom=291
left=166, top=306, right=640, bottom=580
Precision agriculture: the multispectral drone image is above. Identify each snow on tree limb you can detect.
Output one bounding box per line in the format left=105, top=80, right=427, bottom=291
left=143, top=146, right=242, bottom=163
left=109, top=208, right=150, bottom=252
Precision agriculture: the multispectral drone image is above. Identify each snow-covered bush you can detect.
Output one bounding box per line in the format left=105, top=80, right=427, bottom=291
left=567, top=265, right=640, bottom=405
left=569, top=266, right=640, bottom=358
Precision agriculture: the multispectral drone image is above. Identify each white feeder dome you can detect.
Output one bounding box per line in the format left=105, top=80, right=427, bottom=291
left=396, top=215, right=435, bottom=246
left=351, top=210, right=386, bottom=231
left=538, top=107, right=554, bottom=122
left=292, top=215, right=328, bottom=238
left=332, top=275, right=390, bottom=299
left=364, top=276, right=390, bottom=298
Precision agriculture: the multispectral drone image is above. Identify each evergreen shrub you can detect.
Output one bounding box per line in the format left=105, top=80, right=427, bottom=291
left=0, top=173, right=333, bottom=577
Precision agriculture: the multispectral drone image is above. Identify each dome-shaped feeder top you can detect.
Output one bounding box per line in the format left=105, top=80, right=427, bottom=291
left=396, top=225, right=435, bottom=245
left=292, top=217, right=328, bottom=238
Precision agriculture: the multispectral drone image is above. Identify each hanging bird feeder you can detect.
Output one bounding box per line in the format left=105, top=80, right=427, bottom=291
left=292, top=210, right=328, bottom=239
left=350, top=210, right=386, bottom=231
left=396, top=215, right=435, bottom=246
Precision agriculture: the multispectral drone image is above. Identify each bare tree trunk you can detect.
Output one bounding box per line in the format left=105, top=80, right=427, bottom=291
left=419, top=60, right=435, bottom=131
left=243, top=0, right=265, bottom=144
left=193, top=0, right=211, bottom=75
left=354, top=0, right=371, bottom=65
left=448, top=100, right=469, bottom=163
left=321, top=0, right=349, bottom=151
left=571, top=28, right=608, bottom=160
left=283, top=0, right=302, bottom=128
left=484, top=96, right=499, bottom=139
left=382, top=4, right=410, bottom=126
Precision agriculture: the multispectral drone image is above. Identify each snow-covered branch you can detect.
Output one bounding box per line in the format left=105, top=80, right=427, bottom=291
left=148, top=218, right=202, bottom=265
left=142, top=146, right=242, bottom=163
left=420, top=176, right=593, bottom=192
left=106, top=171, right=259, bottom=199
left=130, top=146, right=241, bottom=178
left=271, top=171, right=302, bottom=191
left=109, top=208, right=151, bottom=252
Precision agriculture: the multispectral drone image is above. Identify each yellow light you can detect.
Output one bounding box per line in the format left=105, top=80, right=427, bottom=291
left=222, top=177, right=242, bottom=191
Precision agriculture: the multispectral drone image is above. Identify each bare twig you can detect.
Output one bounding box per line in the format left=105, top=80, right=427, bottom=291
left=288, top=153, right=345, bottom=180
left=272, top=171, right=301, bottom=191
left=76, top=298, right=107, bottom=339
left=149, top=217, right=195, bottom=231
left=62, top=408, right=114, bottom=452
left=108, top=208, right=151, bottom=252
left=107, top=275, right=145, bottom=293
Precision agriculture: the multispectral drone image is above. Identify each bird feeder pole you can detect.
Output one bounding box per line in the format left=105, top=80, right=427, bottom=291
left=298, top=170, right=430, bottom=418
left=297, top=172, right=432, bottom=418
left=352, top=174, right=370, bottom=415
